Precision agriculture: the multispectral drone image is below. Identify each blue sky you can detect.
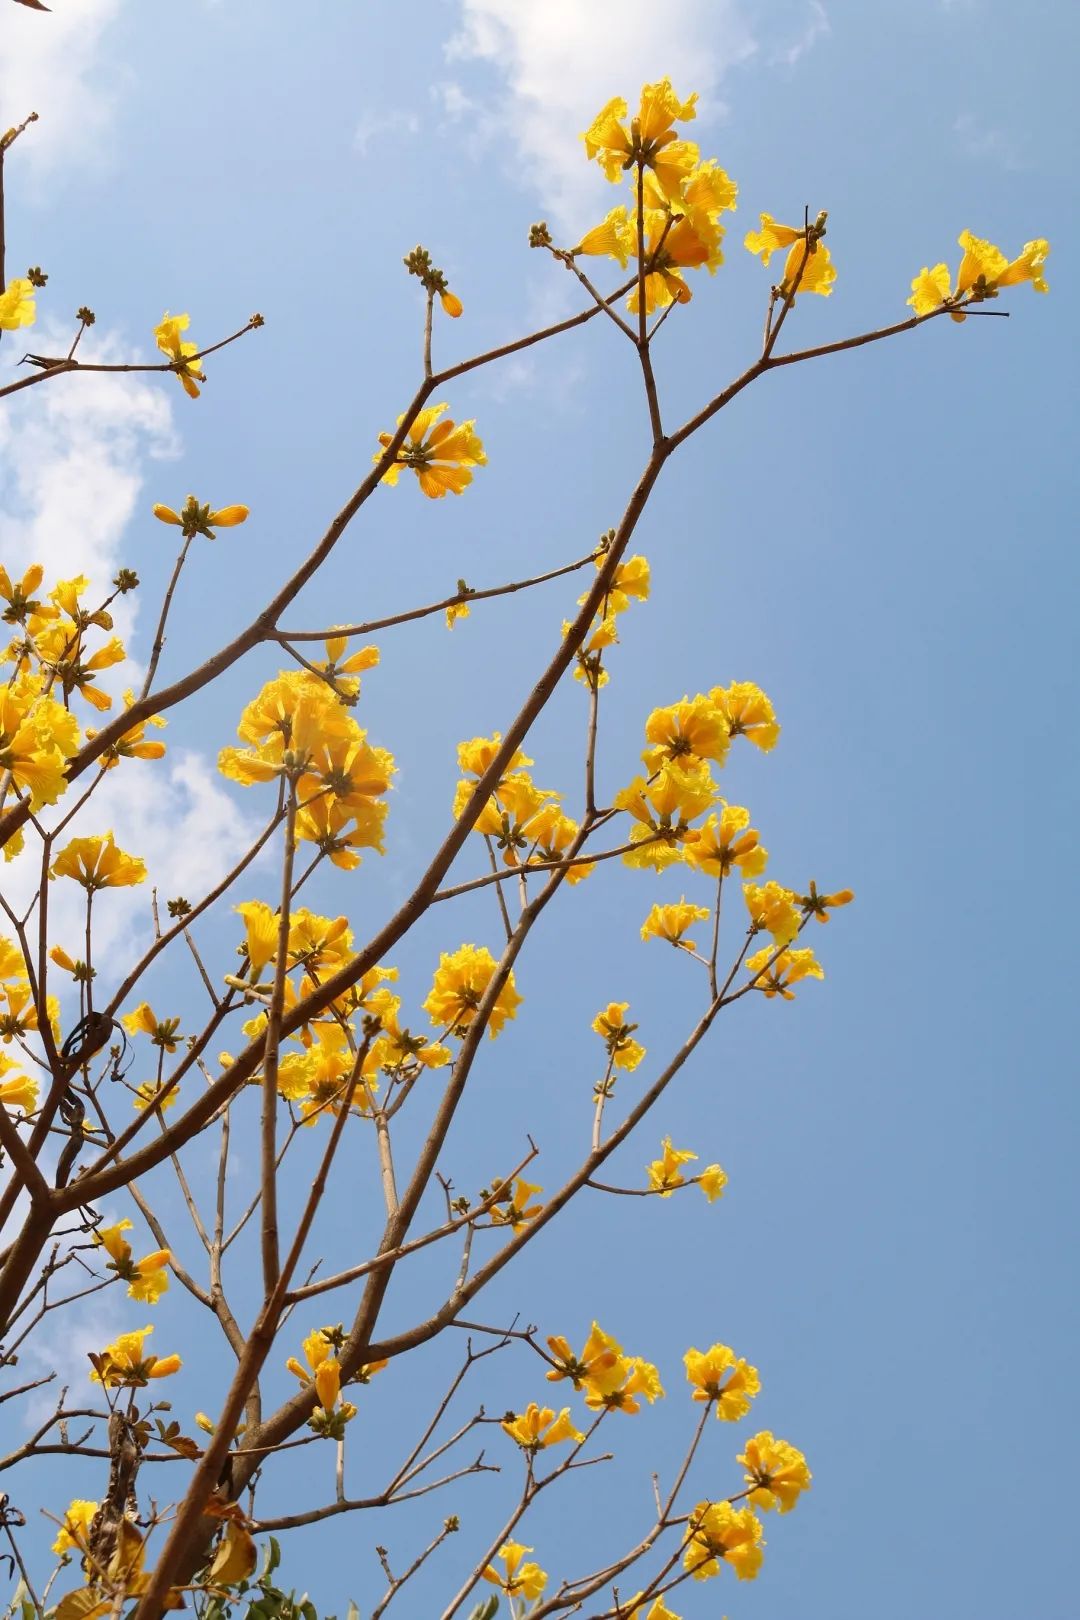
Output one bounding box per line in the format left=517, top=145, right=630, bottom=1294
left=1, top=2, right=1077, bottom=1618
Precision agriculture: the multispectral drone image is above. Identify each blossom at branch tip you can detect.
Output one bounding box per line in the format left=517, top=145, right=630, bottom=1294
left=646, top=1137, right=697, bottom=1196
left=0, top=1062, right=37, bottom=1115
left=643, top=695, right=730, bottom=772
left=592, top=1001, right=645, bottom=1070
left=50, top=832, right=146, bottom=890
left=800, top=880, right=854, bottom=923
left=683, top=1499, right=765, bottom=1581
left=582, top=81, right=699, bottom=202
left=121, top=1003, right=182, bottom=1052
left=683, top=804, right=768, bottom=880
left=481, top=1541, right=548, bottom=1601
left=93, top=1220, right=171, bottom=1304
left=615, top=760, right=717, bottom=871
left=89, top=1325, right=181, bottom=1386
left=712, top=681, right=779, bottom=750
left=640, top=899, right=710, bottom=951
left=745, top=214, right=835, bottom=297
left=154, top=311, right=206, bottom=398
left=489, top=1175, right=544, bottom=1231
left=0, top=278, right=36, bottom=329
left=88, top=690, right=167, bottom=769
left=501, top=1402, right=584, bottom=1449
left=51, top=1499, right=98, bottom=1557
left=423, top=943, right=521, bottom=1038
left=375, top=402, right=486, bottom=498
left=285, top=1328, right=359, bottom=1436
left=738, top=1431, right=812, bottom=1513
left=545, top=1322, right=624, bottom=1392
left=683, top=1343, right=761, bottom=1420
left=583, top=1354, right=664, bottom=1414
left=744, top=943, right=823, bottom=999
left=235, top=899, right=279, bottom=977
left=742, top=881, right=801, bottom=946
left=153, top=496, right=249, bottom=539
left=908, top=231, right=1049, bottom=321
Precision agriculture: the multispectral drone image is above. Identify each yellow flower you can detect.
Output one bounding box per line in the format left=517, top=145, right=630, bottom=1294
left=52, top=1499, right=99, bottom=1556
left=94, top=1220, right=171, bottom=1304
left=445, top=599, right=470, bottom=629
left=501, top=1403, right=584, bottom=1450
left=640, top=899, right=710, bottom=951
left=800, top=881, right=854, bottom=923
left=0, top=278, right=36, bottom=330
left=624, top=1598, right=681, bottom=1620
left=90, top=1325, right=181, bottom=1386
left=90, top=691, right=167, bottom=769
left=0, top=679, right=73, bottom=809
left=583, top=1355, right=664, bottom=1414
left=628, top=206, right=727, bottom=315
left=489, top=1175, right=544, bottom=1232
left=683, top=1343, right=761, bottom=1420
left=908, top=231, right=1050, bottom=322
left=153, top=497, right=249, bottom=538
left=592, top=1001, right=645, bottom=1071
left=698, top=1164, right=728, bottom=1203
left=133, top=1080, right=179, bottom=1113
left=0, top=1069, right=37, bottom=1114
left=744, top=944, right=823, bottom=999
left=520, top=802, right=594, bottom=885
left=0, top=562, right=45, bottom=623
left=742, top=881, right=801, bottom=946
left=545, top=1322, right=624, bottom=1392
left=481, top=1541, right=548, bottom=1601
left=375, top=402, right=486, bottom=498
left=51, top=832, right=146, bottom=890
left=423, top=943, right=521, bottom=1038
left=440, top=289, right=463, bottom=318
left=154, top=311, right=205, bottom=398
left=646, top=1137, right=697, bottom=1197
left=235, top=900, right=279, bottom=976
left=575, top=205, right=636, bottom=268
left=737, top=1431, right=812, bottom=1513
left=458, top=733, right=532, bottom=778
left=615, top=761, right=716, bottom=871
left=712, top=681, right=779, bottom=751
left=582, top=81, right=699, bottom=201
left=683, top=1500, right=764, bottom=1581
left=744, top=218, right=835, bottom=297
left=683, top=804, right=767, bottom=880
left=643, top=695, right=730, bottom=771
left=743, top=214, right=805, bottom=266
left=121, top=1003, right=182, bottom=1051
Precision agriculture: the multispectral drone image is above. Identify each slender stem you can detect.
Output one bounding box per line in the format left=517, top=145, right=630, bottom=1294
left=140, top=535, right=194, bottom=698
left=259, top=787, right=298, bottom=1295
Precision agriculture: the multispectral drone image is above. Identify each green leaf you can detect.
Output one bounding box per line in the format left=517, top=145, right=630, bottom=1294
left=466, top=1599, right=499, bottom=1620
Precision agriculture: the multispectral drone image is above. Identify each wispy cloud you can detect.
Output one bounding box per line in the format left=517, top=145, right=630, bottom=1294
left=770, top=1, right=830, bottom=67
left=444, top=0, right=757, bottom=228
left=953, top=112, right=1025, bottom=172
left=0, top=0, right=127, bottom=170
left=354, top=107, right=421, bottom=156
left=0, top=336, right=262, bottom=975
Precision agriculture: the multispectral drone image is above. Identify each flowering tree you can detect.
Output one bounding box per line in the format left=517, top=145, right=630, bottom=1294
left=0, top=70, right=1049, bottom=1620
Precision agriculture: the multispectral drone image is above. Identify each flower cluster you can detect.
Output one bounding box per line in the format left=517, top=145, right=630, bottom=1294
left=577, top=81, right=738, bottom=312
left=453, top=732, right=594, bottom=882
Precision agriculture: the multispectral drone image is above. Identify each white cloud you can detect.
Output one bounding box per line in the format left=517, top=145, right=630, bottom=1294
left=0, top=323, right=177, bottom=657
left=0, top=0, right=127, bottom=170
left=445, top=0, right=757, bottom=228
left=0, top=327, right=262, bottom=979
left=3, top=751, right=263, bottom=981
left=770, top=1, right=830, bottom=67
left=354, top=106, right=421, bottom=156
left=953, top=112, right=1024, bottom=172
